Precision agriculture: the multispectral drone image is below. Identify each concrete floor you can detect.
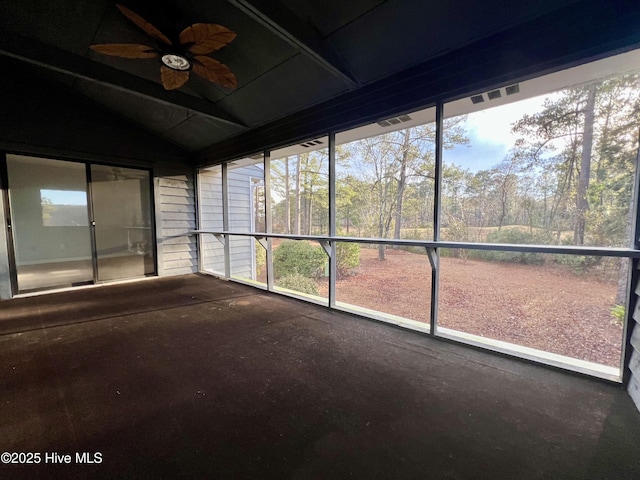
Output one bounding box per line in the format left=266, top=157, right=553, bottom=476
left=1, top=274, right=639, bottom=479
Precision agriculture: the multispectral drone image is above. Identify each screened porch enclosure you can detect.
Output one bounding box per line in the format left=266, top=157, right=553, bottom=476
left=195, top=49, right=640, bottom=382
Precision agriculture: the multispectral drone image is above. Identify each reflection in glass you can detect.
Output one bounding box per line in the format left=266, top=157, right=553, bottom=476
left=40, top=189, right=88, bottom=226
left=91, top=165, right=154, bottom=282
left=7, top=154, right=93, bottom=291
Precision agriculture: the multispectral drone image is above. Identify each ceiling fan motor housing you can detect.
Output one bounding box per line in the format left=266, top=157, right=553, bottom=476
left=161, top=52, right=192, bottom=71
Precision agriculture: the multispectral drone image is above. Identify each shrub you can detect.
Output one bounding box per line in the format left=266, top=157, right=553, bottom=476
left=255, top=241, right=266, bottom=277
left=336, top=242, right=360, bottom=277
left=554, top=254, right=601, bottom=275
left=485, top=227, right=537, bottom=245
left=477, top=228, right=544, bottom=265
left=277, top=273, right=319, bottom=296
left=611, top=304, right=625, bottom=324
left=273, top=241, right=326, bottom=279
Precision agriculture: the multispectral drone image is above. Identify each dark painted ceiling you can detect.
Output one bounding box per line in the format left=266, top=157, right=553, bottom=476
left=0, top=0, right=635, bottom=162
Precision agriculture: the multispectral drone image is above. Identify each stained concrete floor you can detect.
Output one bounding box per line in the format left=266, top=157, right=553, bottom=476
left=1, top=274, right=640, bottom=479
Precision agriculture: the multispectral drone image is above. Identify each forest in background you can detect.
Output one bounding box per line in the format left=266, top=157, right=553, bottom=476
left=267, top=73, right=640, bottom=303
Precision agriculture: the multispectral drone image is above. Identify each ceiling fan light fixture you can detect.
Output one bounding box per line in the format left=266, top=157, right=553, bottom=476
left=91, top=4, right=238, bottom=90
left=161, top=53, right=191, bottom=71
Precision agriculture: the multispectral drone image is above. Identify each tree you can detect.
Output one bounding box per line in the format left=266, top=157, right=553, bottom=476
left=509, top=75, right=640, bottom=249
left=294, top=154, right=302, bottom=234
left=575, top=83, right=597, bottom=245
left=284, top=158, right=291, bottom=233
left=340, top=119, right=468, bottom=259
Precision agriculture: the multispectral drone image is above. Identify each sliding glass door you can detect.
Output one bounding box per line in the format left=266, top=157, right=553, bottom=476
left=5, top=154, right=155, bottom=292
left=90, top=165, right=154, bottom=282
left=6, top=154, right=94, bottom=291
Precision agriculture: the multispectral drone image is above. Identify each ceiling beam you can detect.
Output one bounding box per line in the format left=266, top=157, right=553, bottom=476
left=198, top=0, right=640, bottom=165
left=227, top=0, right=360, bottom=89
left=0, top=31, right=246, bottom=128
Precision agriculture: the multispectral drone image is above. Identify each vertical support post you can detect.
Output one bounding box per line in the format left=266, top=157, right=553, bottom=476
left=86, top=163, right=99, bottom=284
left=194, top=166, right=203, bottom=273
left=222, top=162, right=231, bottom=279
left=328, top=131, right=337, bottom=308
left=264, top=150, right=275, bottom=292
left=152, top=170, right=165, bottom=277
left=430, top=102, right=444, bottom=336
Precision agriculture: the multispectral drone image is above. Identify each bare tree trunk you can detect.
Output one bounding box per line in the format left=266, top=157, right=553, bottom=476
left=284, top=157, right=291, bottom=234
left=378, top=189, right=387, bottom=260
left=615, top=205, right=633, bottom=304
left=346, top=205, right=350, bottom=234
left=378, top=217, right=386, bottom=261
left=574, top=84, right=597, bottom=245
left=498, top=181, right=508, bottom=230
left=294, top=155, right=301, bottom=235
left=308, top=188, right=313, bottom=235
left=393, top=131, right=411, bottom=246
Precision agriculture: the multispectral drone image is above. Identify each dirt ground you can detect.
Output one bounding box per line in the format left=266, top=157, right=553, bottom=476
left=318, top=247, right=623, bottom=367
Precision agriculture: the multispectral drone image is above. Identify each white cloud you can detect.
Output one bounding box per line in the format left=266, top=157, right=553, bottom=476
left=445, top=93, right=561, bottom=172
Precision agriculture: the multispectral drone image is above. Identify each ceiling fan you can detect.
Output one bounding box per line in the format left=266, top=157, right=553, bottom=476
left=90, top=4, right=237, bottom=91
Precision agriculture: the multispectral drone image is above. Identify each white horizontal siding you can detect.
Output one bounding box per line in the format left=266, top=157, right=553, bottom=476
left=160, top=203, right=195, bottom=213
left=160, top=195, right=194, bottom=206
left=198, top=165, right=259, bottom=279
left=199, top=171, right=225, bottom=274
left=156, top=170, right=197, bottom=276
left=630, top=349, right=640, bottom=377
left=162, top=212, right=196, bottom=221
left=630, top=372, right=640, bottom=412
left=163, top=251, right=198, bottom=262
left=162, top=220, right=197, bottom=230
left=162, top=243, right=196, bottom=254
left=629, top=285, right=640, bottom=412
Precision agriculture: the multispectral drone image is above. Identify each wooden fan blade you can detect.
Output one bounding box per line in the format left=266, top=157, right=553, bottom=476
left=179, top=24, right=236, bottom=54
left=160, top=66, right=190, bottom=90
left=192, top=56, right=237, bottom=89
left=90, top=44, right=158, bottom=59
left=116, top=4, right=172, bottom=46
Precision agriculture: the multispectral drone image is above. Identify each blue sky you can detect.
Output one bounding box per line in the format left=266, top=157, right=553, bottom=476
left=444, top=95, right=551, bottom=173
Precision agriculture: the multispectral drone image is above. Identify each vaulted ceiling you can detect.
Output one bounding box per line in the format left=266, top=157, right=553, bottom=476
left=1, top=0, right=638, bottom=165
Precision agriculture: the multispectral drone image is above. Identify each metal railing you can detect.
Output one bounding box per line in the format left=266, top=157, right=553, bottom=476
left=191, top=228, right=637, bottom=382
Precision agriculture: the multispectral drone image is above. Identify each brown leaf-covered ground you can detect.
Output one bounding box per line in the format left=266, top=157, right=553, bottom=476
left=319, top=247, right=623, bottom=367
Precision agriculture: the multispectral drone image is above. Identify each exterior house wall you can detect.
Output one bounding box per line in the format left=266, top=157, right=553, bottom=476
left=199, top=165, right=263, bottom=280
left=0, top=164, right=196, bottom=299
left=629, top=280, right=640, bottom=410
left=0, top=72, right=193, bottom=298
left=199, top=169, right=225, bottom=275
left=155, top=169, right=197, bottom=277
